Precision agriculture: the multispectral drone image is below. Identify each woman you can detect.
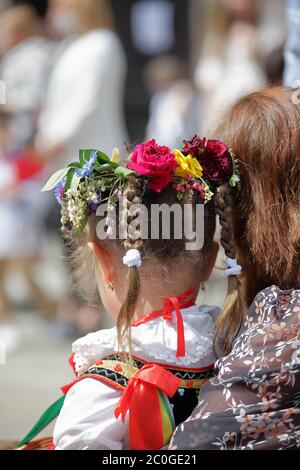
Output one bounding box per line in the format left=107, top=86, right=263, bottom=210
left=168, top=87, right=300, bottom=450
left=36, top=0, right=128, bottom=168
left=0, top=5, right=56, bottom=343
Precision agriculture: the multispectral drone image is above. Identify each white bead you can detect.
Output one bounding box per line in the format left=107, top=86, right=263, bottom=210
left=123, top=249, right=142, bottom=268
left=224, top=257, right=242, bottom=277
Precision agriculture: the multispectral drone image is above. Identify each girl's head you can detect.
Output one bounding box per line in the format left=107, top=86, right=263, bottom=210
left=214, top=86, right=300, bottom=353
left=0, top=5, right=39, bottom=53
left=49, top=139, right=239, bottom=350
left=84, top=182, right=218, bottom=347
left=48, top=0, right=113, bottom=38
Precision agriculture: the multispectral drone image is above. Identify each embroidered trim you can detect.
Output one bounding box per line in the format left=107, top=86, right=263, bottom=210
left=81, top=354, right=214, bottom=390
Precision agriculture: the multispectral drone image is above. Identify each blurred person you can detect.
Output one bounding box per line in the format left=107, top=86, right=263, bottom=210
left=265, top=45, right=284, bottom=86
left=194, top=0, right=270, bottom=132
left=145, top=55, right=200, bottom=148
left=35, top=0, right=128, bottom=335
left=284, top=0, right=300, bottom=86
left=36, top=0, right=128, bottom=168
left=0, top=4, right=53, bottom=147
left=0, top=4, right=57, bottom=351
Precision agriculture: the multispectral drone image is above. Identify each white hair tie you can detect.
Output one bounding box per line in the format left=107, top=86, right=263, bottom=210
left=123, top=249, right=142, bottom=268
left=224, top=257, right=242, bottom=277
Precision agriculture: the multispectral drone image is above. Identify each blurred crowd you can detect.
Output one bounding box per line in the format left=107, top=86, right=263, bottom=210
left=0, top=0, right=288, bottom=352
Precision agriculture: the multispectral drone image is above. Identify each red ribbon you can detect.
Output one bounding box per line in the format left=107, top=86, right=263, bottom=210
left=115, top=364, right=181, bottom=450
left=132, top=289, right=195, bottom=358
left=163, top=296, right=186, bottom=357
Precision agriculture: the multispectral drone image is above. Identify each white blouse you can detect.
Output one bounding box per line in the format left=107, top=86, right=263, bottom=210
left=53, top=304, right=219, bottom=450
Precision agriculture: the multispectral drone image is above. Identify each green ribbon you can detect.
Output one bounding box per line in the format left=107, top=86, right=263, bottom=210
left=17, top=395, right=65, bottom=448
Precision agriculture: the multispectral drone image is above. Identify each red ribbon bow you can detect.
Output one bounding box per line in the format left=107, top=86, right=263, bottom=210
left=115, top=364, right=181, bottom=449
left=132, top=289, right=195, bottom=358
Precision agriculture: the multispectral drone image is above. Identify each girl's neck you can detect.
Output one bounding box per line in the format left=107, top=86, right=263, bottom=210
left=132, top=275, right=201, bottom=321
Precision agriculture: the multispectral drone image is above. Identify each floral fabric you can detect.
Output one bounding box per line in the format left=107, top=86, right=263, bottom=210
left=168, top=286, right=300, bottom=450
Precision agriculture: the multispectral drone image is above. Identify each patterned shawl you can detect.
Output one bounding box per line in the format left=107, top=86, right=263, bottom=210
left=168, top=286, right=300, bottom=450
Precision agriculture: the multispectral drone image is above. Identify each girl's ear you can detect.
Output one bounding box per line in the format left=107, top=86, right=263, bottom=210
left=201, top=241, right=219, bottom=282
left=87, top=242, right=114, bottom=284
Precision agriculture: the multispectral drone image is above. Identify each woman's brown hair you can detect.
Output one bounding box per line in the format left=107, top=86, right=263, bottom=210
left=214, top=86, right=300, bottom=354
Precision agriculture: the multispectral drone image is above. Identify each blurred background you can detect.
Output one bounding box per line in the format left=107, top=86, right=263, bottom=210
left=0, top=0, right=287, bottom=442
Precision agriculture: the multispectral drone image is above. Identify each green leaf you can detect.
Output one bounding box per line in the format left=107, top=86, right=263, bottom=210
left=79, top=149, right=98, bottom=164
left=64, top=168, right=75, bottom=191
left=79, top=149, right=89, bottom=165
left=96, top=150, right=111, bottom=164
left=41, top=168, right=69, bottom=192
left=114, top=166, right=136, bottom=178
left=68, top=162, right=82, bottom=169
left=94, top=163, right=114, bottom=173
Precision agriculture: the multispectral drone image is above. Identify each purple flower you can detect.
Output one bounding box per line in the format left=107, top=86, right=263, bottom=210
left=54, top=178, right=66, bottom=205
left=76, top=150, right=98, bottom=179
left=87, top=191, right=102, bottom=214
left=87, top=200, right=101, bottom=214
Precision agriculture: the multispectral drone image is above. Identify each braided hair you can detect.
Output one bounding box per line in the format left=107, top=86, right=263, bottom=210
left=215, top=184, right=244, bottom=355
left=117, top=177, right=143, bottom=350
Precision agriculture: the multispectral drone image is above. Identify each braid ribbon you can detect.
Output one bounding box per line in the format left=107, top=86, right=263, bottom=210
left=225, top=257, right=242, bottom=276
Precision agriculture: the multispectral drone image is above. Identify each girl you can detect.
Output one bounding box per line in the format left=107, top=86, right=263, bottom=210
left=22, top=137, right=239, bottom=450
left=168, top=86, right=300, bottom=450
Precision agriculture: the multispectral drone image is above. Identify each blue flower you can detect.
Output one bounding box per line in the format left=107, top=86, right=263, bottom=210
left=76, top=150, right=98, bottom=178
left=54, top=178, right=67, bottom=205
left=87, top=191, right=102, bottom=214
left=87, top=200, right=101, bottom=214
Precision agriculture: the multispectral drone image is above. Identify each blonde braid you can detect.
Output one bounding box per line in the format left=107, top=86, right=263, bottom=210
left=117, top=177, right=143, bottom=352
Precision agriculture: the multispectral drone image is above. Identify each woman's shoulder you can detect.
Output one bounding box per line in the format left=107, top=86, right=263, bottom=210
left=77, top=29, right=123, bottom=55
left=216, top=284, right=300, bottom=376
left=241, top=285, right=300, bottom=334
left=63, top=29, right=125, bottom=72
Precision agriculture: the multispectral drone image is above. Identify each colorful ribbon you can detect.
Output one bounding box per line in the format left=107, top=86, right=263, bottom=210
left=115, top=363, right=181, bottom=450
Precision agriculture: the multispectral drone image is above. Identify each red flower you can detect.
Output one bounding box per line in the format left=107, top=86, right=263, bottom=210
left=201, top=140, right=233, bottom=181
left=183, top=135, right=206, bottom=157
left=114, top=364, right=123, bottom=372
left=183, top=135, right=233, bottom=182
left=128, top=139, right=178, bottom=192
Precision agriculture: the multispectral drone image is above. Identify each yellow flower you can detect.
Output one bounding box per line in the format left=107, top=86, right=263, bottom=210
left=173, top=150, right=203, bottom=179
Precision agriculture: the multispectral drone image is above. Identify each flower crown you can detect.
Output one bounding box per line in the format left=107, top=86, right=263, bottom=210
left=42, top=135, right=240, bottom=235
